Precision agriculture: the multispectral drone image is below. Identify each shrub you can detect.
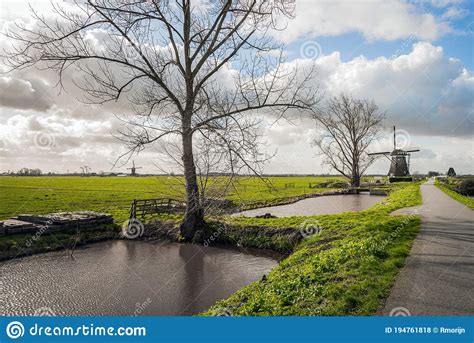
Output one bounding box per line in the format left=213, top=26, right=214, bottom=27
left=456, top=179, right=474, bottom=196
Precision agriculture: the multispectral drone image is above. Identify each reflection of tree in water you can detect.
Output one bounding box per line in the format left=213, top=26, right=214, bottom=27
left=177, top=244, right=205, bottom=315
left=121, top=240, right=139, bottom=260
left=352, top=195, right=363, bottom=212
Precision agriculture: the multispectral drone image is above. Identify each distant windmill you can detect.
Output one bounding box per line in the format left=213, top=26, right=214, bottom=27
left=368, top=126, right=420, bottom=181
left=127, top=161, right=142, bottom=176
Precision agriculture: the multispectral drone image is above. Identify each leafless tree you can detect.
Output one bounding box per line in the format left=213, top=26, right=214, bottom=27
left=3, top=0, right=320, bottom=240
left=312, top=94, right=385, bottom=187
left=80, top=165, right=91, bottom=175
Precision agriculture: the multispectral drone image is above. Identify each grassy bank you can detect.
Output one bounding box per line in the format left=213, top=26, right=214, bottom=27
left=435, top=179, right=474, bottom=210
left=202, top=183, right=421, bottom=316
left=0, top=224, right=118, bottom=261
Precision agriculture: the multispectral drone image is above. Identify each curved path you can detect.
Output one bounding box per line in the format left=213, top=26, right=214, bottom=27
left=381, top=179, right=474, bottom=315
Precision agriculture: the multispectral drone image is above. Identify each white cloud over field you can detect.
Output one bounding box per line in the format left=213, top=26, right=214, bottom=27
left=0, top=0, right=472, bottom=174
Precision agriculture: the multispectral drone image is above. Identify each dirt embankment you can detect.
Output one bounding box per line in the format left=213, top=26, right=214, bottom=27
left=143, top=220, right=301, bottom=254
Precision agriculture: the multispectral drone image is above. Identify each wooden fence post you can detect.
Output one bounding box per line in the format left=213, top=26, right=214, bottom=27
left=129, top=199, right=137, bottom=220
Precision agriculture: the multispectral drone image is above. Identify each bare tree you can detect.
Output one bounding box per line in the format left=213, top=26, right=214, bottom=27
left=312, top=94, right=385, bottom=187
left=80, top=165, right=91, bottom=175
left=3, top=0, right=320, bottom=240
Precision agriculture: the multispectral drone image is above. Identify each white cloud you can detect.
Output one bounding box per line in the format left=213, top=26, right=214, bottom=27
left=428, top=0, right=465, bottom=8
left=441, top=6, right=468, bottom=20
left=262, top=42, right=473, bottom=174
left=0, top=1, right=471, bottom=174
left=275, top=0, right=452, bottom=42
left=303, top=42, right=473, bottom=137
left=0, top=76, right=54, bottom=111
left=0, top=113, right=120, bottom=170
left=1, top=41, right=472, bottom=174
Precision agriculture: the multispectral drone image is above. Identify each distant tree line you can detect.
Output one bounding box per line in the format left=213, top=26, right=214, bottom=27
left=6, top=166, right=93, bottom=176
left=16, top=168, right=43, bottom=176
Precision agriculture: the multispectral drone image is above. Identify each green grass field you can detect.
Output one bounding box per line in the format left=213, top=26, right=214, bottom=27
left=0, top=175, right=347, bottom=222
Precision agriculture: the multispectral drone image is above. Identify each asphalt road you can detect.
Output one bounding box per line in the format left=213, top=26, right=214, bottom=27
left=380, top=179, right=474, bottom=315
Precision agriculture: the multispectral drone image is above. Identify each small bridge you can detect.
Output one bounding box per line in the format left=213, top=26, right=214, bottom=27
left=129, top=198, right=186, bottom=219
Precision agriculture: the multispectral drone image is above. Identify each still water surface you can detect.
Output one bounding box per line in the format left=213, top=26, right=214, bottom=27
left=235, top=194, right=386, bottom=217
left=0, top=240, right=279, bottom=316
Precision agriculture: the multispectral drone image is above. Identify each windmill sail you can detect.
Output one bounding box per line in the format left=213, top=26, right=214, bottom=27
left=368, top=126, right=420, bottom=179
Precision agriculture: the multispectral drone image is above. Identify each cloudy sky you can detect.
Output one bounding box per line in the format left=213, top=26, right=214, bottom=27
left=0, top=0, right=473, bottom=175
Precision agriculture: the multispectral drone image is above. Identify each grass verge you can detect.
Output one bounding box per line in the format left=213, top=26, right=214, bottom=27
left=435, top=179, right=474, bottom=210
left=202, top=182, right=421, bottom=316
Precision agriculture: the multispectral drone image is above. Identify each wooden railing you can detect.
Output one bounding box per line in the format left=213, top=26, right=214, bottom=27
left=129, top=198, right=186, bottom=219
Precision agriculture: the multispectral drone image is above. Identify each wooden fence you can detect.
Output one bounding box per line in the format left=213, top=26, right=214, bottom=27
left=129, top=198, right=186, bottom=219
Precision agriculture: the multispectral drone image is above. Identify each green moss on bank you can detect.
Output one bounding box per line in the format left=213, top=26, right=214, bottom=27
left=202, top=182, right=421, bottom=316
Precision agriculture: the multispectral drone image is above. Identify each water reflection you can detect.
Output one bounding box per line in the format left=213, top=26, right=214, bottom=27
left=236, top=194, right=386, bottom=217
left=178, top=243, right=204, bottom=315
left=0, top=240, right=279, bottom=316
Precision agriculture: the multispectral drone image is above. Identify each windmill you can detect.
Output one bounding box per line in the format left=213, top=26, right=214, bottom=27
left=368, top=126, right=420, bottom=181
left=127, top=161, right=142, bottom=176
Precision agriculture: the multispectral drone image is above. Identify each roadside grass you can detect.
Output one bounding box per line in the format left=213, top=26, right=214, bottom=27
left=203, top=182, right=421, bottom=316
left=435, top=179, right=474, bottom=210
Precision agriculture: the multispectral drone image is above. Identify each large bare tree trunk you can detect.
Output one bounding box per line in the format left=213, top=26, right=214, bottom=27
left=179, top=4, right=203, bottom=241
left=351, top=157, right=360, bottom=187
left=351, top=172, right=361, bottom=187
left=180, top=124, right=204, bottom=240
